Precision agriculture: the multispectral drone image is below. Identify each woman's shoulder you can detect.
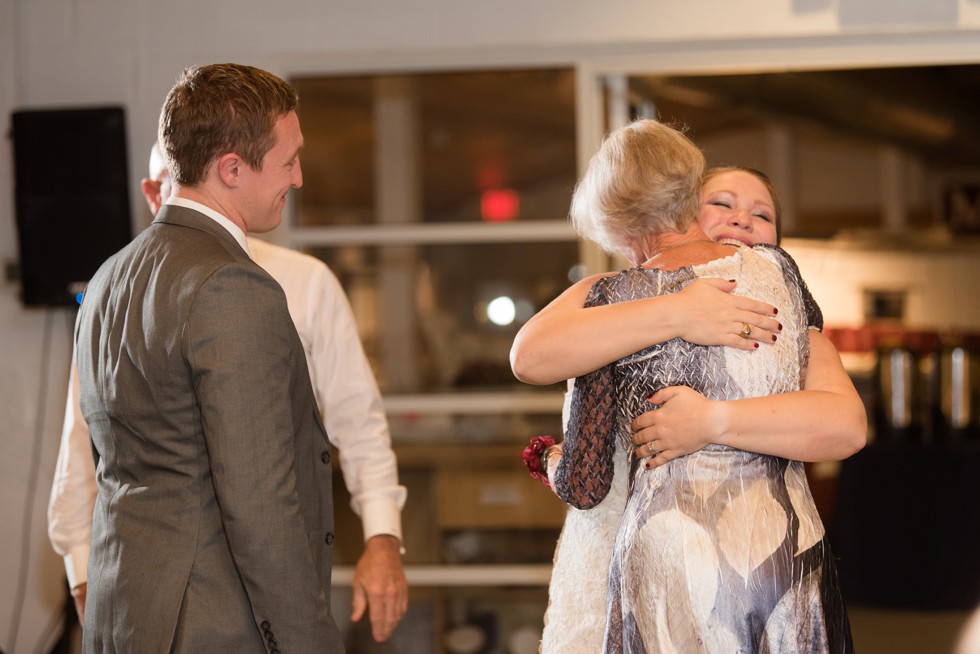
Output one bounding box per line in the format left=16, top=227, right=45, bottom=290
left=742, top=243, right=823, bottom=329
left=746, top=243, right=798, bottom=266
left=745, top=244, right=809, bottom=283
left=580, top=266, right=652, bottom=307
left=582, top=265, right=649, bottom=290
left=723, top=243, right=801, bottom=278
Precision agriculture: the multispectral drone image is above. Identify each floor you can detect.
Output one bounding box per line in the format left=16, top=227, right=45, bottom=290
left=50, top=603, right=978, bottom=653
left=849, top=605, right=974, bottom=654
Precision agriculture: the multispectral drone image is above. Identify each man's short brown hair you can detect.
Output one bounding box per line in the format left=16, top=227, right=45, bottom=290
left=159, top=63, right=298, bottom=186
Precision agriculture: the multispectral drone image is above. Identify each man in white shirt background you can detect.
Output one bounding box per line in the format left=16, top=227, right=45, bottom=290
left=48, top=138, right=408, bottom=644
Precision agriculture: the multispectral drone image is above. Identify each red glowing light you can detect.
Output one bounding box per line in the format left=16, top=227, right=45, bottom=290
left=481, top=188, right=520, bottom=222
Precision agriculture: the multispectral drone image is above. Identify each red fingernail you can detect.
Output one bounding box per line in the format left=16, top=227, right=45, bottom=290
left=772, top=335, right=777, bottom=342
left=754, top=342, right=760, bottom=349
left=778, top=323, right=783, bottom=331
left=728, top=279, right=736, bottom=283
left=644, top=462, right=652, bottom=469
left=773, top=308, right=778, bottom=315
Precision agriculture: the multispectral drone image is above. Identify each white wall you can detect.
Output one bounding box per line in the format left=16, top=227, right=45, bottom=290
left=5, top=0, right=980, bottom=650
left=788, top=238, right=980, bottom=330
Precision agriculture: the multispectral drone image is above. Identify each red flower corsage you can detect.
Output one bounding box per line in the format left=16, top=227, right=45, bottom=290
left=521, top=435, right=556, bottom=488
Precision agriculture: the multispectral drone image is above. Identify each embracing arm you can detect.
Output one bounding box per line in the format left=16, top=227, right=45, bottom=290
left=510, top=276, right=780, bottom=386
left=552, top=366, right=618, bottom=510
left=632, top=330, right=867, bottom=465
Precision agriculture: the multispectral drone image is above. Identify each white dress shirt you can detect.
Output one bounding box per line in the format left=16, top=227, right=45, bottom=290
left=48, top=223, right=405, bottom=589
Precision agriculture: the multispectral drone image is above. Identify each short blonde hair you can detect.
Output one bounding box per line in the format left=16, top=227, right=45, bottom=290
left=570, top=119, right=704, bottom=258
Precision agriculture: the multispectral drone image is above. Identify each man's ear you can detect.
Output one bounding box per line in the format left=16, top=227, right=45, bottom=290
left=140, top=178, right=162, bottom=216
left=216, top=154, right=243, bottom=187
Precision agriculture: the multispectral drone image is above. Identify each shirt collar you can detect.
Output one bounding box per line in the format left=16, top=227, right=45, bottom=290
left=166, top=196, right=252, bottom=258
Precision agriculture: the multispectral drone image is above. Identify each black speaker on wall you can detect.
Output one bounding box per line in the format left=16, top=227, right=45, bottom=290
left=12, top=106, right=132, bottom=306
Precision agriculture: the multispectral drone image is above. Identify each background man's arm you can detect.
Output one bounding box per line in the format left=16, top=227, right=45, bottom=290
left=304, top=265, right=408, bottom=642
left=47, top=359, right=97, bottom=623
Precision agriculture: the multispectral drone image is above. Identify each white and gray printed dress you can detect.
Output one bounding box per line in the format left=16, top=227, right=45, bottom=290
left=552, top=245, right=853, bottom=654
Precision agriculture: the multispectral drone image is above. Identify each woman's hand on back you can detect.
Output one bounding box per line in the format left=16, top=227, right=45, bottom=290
left=630, top=386, right=720, bottom=468
left=672, top=278, right=780, bottom=350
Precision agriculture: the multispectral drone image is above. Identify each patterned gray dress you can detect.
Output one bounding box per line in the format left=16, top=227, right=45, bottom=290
left=554, top=245, right=852, bottom=654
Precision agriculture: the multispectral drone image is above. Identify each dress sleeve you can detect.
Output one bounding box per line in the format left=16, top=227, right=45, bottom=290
left=553, top=279, right=619, bottom=510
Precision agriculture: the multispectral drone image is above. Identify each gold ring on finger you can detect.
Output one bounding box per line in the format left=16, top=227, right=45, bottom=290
left=740, top=322, right=752, bottom=338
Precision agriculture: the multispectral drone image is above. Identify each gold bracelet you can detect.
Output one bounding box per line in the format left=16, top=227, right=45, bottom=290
left=540, top=444, right=559, bottom=471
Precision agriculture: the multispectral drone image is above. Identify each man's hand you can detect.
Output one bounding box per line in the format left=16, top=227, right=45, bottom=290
left=350, top=534, right=408, bottom=642
left=71, top=582, right=87, bottom=625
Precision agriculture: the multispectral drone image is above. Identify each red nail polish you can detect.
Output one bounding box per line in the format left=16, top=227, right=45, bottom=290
left=754, top=342, right=760, bottom=349
left=778, top=323, right=783, bottom=331
left=772, top=335, right=777, bottom=342
left=728, top=279, right=736, bottom=283
left=773, top=308, right=778, bottom=315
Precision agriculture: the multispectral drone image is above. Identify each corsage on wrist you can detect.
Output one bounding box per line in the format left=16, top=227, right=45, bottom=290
left=521, top=435, right=556, bottom=488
